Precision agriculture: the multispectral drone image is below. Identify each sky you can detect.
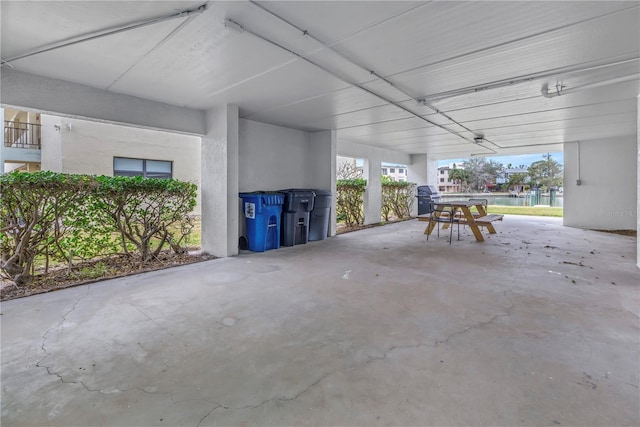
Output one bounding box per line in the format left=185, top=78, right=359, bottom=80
left=436, top=151, right=563, bottom=168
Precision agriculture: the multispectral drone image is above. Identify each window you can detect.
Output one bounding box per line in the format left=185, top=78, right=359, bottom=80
left=440, top=170, right=445, bottom=174
left=440, top=178, right=445, bottom=183
left=399, top=168, right=404, bottom=174
left=390, top=168, right=395, bottom=173
left=381, top=168, right=388, bottom=175
left=114, top=157, right=172, bottom=179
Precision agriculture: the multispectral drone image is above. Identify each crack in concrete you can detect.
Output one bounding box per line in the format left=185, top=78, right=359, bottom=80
left=33, top=285, right=122, bottom=397
left=435, top=290, right=514, bottom=346
left=240, top=371, right=334, bottom=410
left=30, top=288, right=517, bottom=424
left=135, top=306, right=172, bottom=333
left=36, top=285, right=91, bottom=370
left=199, top=292, right=517, bottom=419
left=196, top=404, right=222, bottom=427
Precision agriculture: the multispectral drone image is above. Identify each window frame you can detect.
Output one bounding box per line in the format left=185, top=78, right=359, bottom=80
left=113, top=156, right=173, bottom=179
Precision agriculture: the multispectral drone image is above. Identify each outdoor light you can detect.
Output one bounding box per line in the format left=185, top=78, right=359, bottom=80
left=473, top=136, right=484, bottom=144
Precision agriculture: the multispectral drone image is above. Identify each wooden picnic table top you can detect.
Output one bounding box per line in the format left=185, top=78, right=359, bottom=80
left=434, top=200, right=481, bottom=207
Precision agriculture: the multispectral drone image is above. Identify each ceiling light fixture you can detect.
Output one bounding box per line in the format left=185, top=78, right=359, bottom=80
left=474, top=136, right=484, bottom=144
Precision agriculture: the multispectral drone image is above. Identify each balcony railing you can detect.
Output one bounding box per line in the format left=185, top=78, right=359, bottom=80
left=4, top=120, right=42, bottom=149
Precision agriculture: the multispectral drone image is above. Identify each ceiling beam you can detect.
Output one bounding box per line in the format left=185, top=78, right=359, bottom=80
left=1, top=69, right=206, bottom=135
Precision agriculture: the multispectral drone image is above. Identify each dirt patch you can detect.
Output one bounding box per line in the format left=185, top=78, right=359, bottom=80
left=1, top=252, right=216, bottom=301
left=592, top=229, right=637, bottom=237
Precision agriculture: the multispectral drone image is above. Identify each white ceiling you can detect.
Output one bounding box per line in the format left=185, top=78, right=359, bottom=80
left=2, top=1, right=639, bottom=160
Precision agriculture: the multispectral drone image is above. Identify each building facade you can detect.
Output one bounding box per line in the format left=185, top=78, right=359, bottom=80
left=2, top=108, right=202, bottom=212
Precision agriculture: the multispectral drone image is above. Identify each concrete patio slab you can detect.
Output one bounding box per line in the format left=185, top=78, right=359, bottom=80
left=1, top=215, right=638, bottom=426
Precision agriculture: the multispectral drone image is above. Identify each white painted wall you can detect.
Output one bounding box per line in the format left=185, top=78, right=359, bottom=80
left=238, top=119, right=313, bottom=191
left=44, top=115, right=202, bottom=212
left=564, top=137, right=637, bottom=231
left=40, top=115, right=62, bottom=172
left=237, top=120, right=338, bottom=238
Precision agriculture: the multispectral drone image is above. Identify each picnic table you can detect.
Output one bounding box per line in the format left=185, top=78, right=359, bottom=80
left=418, top=200, right=503, bottom=242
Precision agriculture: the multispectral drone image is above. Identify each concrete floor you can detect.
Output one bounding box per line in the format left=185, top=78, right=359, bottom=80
left=1, top=215, right=638, bottom=427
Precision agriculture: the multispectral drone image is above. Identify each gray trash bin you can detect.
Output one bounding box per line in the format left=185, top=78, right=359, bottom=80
left=279, top=189, right=315, bottom=246
left=309, top=190, right=332, bottom=241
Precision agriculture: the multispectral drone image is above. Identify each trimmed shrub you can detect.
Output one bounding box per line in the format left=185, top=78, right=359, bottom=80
left=381, top=181, right=416, bottom=221
left=336, top=179, right=366, bottom=227
left=1, top=172, right=198, bottom=285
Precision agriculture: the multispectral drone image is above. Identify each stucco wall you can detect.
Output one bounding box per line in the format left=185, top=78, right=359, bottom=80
left=238, top=119, right=313, bottom=192
left=564, top=137, right=637, bottom=230
left=40, top=115, right=62, bottom=171
left=47, top=116, right=202, bottom=213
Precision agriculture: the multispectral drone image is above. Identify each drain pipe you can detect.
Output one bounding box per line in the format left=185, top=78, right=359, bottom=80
left=2, top=4, right=208, bottom=64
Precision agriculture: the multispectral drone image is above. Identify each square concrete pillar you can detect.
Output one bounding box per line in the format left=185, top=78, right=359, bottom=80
left=363, top=157, right=382, bottom=225
left=309, top=130, right=337, bottom=236
left=408, top=154, right=438, bottom=216
left=201, top=105, right=239, bottom=257
left=0, top=108, right=4, bottom=173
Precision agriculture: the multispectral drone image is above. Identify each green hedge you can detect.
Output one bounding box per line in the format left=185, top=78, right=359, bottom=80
left=1, top=171, right=197, bottom=285
left=336, top=179, right=366, bottom=227
left=336, top=179, right=416, bottom=226
left=381, top=181, right=416, bottom=221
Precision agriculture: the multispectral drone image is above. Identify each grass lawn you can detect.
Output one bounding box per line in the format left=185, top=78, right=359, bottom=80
left=487, top=205, right=563, bottom=217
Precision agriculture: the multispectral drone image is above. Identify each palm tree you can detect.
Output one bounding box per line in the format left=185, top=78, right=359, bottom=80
left=448, top=167, right=471, bottom=192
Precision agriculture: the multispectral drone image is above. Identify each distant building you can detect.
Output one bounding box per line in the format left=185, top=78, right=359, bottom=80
left=496, top=167, right=530, bottom=193
left=437, top=165, right=462, bottom=193
left=381, top=165, right=407, bottom=182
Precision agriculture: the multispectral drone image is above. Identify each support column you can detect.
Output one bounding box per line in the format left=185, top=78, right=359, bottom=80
left=0, top=108, right=5, bottom=173
left=636, top=96, right=639, bottom=268
left=408, top=154, right=438, bottom=216
left=201, top=105, right=239, bottom=257
left=309, top=130, right=337, bottom=236
left=363, top=158, right=382, bottom=225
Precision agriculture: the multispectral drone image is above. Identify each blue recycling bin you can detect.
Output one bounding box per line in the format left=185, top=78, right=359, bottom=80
left=239, top=192, right=284, bottom=252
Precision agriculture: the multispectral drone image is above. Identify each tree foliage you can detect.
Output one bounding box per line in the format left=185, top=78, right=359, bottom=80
left=448, top=167, right=472, bottom=192
left=528, top=154, right=563, bottom=189
left=507, top=173, right=528, bottom=189
left=462, top=158, right=503, bottom=191
left=336, top=160, right=363, bottom=180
